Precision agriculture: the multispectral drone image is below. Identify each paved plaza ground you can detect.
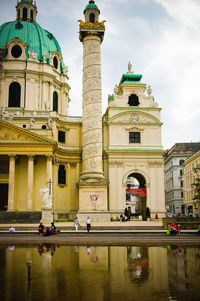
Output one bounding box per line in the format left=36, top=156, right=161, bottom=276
left=0, top=221, right=199, bottom=245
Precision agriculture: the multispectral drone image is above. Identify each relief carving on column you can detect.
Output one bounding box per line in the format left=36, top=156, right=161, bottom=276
left=83, top=144, right=102, bottom=160
left=82, top=130, right=101, bottom=145
left=82, top=118, right=102, bottom=132
left=84, top=54, right=100, bottom=67
left=83, top=157, right=102, bottom=171
left=83, top=78, right=101, bottom=93
left=83, top=104, right=101, bottom=116
left=83, top=67, right=101, bottom=80
left=84, top=94, right=101, bottom=105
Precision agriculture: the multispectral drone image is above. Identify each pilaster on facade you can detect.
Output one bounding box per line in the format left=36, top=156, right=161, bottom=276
left=8, top=155, right=16, bottom=211
left=27, top=155, right=34, bottom=210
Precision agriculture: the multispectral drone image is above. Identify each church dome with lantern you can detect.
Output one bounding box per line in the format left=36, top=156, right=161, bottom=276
left=0, top=0, right=70, bottom=117
left=0, top=0, right=64, bottom=72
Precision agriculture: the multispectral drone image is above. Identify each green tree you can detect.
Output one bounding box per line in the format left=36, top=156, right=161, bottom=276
left=192, top=166, right=200, bottom=201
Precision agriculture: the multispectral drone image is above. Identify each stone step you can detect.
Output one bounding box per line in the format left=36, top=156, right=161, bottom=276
left=0, top=211, right=41, bottom=223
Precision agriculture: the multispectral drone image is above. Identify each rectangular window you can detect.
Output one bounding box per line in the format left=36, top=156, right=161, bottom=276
left=58, top=165, right=66, bottom=185
left=129, top=132, right=140, bottom=143
left=58, top=130, right=65, bottom=143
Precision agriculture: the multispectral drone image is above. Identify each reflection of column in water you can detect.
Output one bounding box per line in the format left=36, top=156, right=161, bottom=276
left=74, top=246, right=79, bottom=253
left=149, top=247, right=168, bottom=291
left=110, top=246, right=127, bottom=283
left=42, top=252, right=52, bottom=269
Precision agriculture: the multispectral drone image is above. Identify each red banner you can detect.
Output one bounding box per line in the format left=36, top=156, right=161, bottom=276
left=126, top=188, right=147, bottom=196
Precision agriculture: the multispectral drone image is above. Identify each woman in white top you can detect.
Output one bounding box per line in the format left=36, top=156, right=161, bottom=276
left=86, top=216, right=91, bottom=232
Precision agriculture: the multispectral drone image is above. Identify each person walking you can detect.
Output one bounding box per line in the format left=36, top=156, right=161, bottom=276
left=86, top=216, right=91, bottom=232
left=74, top=216, right=80, bottom=232
left=176, top=224, right=181, bottom=235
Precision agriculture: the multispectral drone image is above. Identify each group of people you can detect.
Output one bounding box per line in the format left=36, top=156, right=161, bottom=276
left=38, top=222, right=60, bottom=236
left=120, top=213, right=131, bottom=222
left=167, top=223, right=181, bottom=235
left=74, top=216, right=91, bottom=232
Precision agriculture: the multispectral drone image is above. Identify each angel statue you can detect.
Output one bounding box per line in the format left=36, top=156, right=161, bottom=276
left=40, top=186, right=52, bottom=209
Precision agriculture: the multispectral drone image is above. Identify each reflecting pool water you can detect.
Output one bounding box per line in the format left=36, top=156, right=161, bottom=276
left=0, top=245, right=200, bottom=301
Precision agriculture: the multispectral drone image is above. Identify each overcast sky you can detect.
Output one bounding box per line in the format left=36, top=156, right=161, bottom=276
left=1, top=0, right=200, bottom=149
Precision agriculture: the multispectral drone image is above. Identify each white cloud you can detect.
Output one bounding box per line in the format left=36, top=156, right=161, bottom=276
left=155, top=0, right=200, bottom=28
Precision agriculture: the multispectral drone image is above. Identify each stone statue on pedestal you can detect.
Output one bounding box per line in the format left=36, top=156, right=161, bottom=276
left=40, top=186, right=52, bottom=209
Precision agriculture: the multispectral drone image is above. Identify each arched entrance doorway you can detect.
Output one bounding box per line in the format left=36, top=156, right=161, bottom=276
left=126, top=173, right=147, bottom=219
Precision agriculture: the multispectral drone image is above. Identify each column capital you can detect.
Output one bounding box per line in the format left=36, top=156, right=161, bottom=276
left=70, top=162, right=77, bottom=168
left=45, top=155, right=54, bottom=159
left=8, top=154, right=16, bottom=158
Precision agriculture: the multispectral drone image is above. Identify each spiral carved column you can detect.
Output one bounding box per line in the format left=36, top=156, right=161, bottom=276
left=80, top=34, right=104, bottom=182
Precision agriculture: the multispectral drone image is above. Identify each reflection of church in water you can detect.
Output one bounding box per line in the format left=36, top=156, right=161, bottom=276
left=0, top=0, right=165, bottom=221
left=3, top=245, right=200, bottom=300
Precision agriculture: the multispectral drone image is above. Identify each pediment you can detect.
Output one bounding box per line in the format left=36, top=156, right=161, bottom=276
left=0, top=120, right=54, bottom=144
left=109, top=111, right=161, bottom=124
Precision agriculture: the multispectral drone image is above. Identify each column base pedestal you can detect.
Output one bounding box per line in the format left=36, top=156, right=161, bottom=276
left=77, top=211, right=110, bottom=222
left=41, top=208, right=53, bottom=227
left=78, top=181, right=109, bottom=221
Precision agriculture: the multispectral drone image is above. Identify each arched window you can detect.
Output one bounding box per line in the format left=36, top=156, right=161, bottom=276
left=53, top=56, right=58, bottom=69
left=58, top=165, right=66, bottom=185
left=22, top=7, right=27, bottom=21
left=128, top=94, right=140, bottom=106
left=53, top=91, right=58, bottom=112
left=89, top=13, right=95, bottom=23
left=8, top=82, right=21, bottom=107
left=179, top=160, right=184, bottom=166
left=30, top=10, right=33, bottom=22
left=17, top=9, right=20, bottom=20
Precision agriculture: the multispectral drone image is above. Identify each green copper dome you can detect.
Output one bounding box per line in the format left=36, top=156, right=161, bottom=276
left=84, top=0, right=99, bottom=12
left=0, top=20, right=64, bottom=72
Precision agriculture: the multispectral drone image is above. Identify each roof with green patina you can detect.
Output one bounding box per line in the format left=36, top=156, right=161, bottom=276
left=20, top=0, right=32, bottom=3
left=84, top=0, right=99, bottom=11
left=0, top=20, right=64, bottom=70
left=119, top=73, right=143, bottom=86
